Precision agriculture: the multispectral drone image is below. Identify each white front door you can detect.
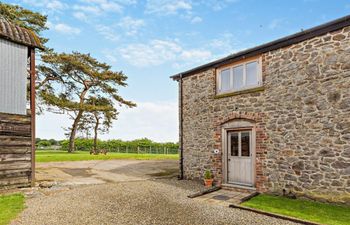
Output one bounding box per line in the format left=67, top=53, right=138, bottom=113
left=227, top=130, right=254, bottom=186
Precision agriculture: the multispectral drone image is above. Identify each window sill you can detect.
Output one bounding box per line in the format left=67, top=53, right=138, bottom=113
left=214, top=86, right=265, bottom=99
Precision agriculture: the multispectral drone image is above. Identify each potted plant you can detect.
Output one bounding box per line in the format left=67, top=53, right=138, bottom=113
left=203, top=169, right=214, bottom=187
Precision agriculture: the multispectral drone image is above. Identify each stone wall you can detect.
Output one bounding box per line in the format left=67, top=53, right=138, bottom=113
left=181, top=26, right=350, bottom=203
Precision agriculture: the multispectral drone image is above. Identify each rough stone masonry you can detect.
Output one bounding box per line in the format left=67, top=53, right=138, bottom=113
left=180, top=26, right=350, bottom=203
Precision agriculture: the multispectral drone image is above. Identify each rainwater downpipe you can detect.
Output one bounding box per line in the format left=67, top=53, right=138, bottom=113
left=179, top=74, right=184, bottom=180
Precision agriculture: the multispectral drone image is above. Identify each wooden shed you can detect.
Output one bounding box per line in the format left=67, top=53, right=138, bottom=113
left=0, top=19, right=42, bottom=189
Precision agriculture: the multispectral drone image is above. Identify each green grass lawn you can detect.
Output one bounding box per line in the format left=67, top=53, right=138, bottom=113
left=36, top=150, right=179, bottom=162
left=0, top=193, right=25, bottom=225
left=242, top=194, right=350, bottom=225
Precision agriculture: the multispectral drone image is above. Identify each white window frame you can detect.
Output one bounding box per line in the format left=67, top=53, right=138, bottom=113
left=216, top=57, right=262, bottom=94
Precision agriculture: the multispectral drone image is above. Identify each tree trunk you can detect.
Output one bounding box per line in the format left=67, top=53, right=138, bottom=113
left=93, top=114, right=99, bottom=155
left=68, top=110, right=84, bottom=153
left=68, top=87, right=89, bottom=153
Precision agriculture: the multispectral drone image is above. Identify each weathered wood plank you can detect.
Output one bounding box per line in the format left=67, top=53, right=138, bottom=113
left=0, top=153, right=31, bottom=162
left=0, top=168, right=30, bottom=175
left=0, top=135, right=31, bottom=146
left=0, top=113, right=33, bottom=189
left=0, top=176, right=29, bottom=187
left=0, top=113, right=31, bottom=124
left=0, top=169, right=30, bottom=179
left=0, top=146, right=31, bottom=154
left=0, top=161, right=31, bottom=171
left=0, top=122, right=31, bottom=137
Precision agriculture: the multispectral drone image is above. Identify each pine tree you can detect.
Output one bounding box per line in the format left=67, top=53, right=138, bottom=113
left=38, top=52, right=136, bottom=152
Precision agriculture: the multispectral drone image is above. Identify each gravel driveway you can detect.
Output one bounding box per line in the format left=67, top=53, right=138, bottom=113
left=12, top=160, right=299, bottom=225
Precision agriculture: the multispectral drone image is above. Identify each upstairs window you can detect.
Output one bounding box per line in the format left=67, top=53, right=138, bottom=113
left=217, top=58, right=262, bottom=94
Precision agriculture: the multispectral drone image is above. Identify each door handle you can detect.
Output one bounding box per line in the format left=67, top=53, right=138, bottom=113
left=228, top=158, right=231, bottom=161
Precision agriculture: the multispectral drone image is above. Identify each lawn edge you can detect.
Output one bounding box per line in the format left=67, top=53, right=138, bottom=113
left=36, top=157, right=179, bottom=163
left=229, top=204, right=322, bottom=225
left=0, top=192, right=26, bottom=225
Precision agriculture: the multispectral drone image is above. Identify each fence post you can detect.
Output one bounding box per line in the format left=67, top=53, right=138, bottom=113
left=137, top=146, right=139, bottom=154
left=126, top=146, right=128, bottom=153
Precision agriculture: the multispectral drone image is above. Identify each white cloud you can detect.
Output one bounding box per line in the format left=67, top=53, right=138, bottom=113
left=118, top=39, right=213, bottom=68
left=119, top=40, right=182, bottom=66
left=145, top=0, right=192, bottom=15
left=107, top=101, right=178, bottom=142
left=73, top=5, right=102, bottom=15
left=118, top=17, right=145, bottom=36
left=208, top=32, right=236, bottom=50
left=202, top=0, right=239, bottom=11
left=73, top=12, right=89, bottom=22
left=103, top=50, right=118, bottom=63
left=190, top=16, right=202, bottom=24
left=112, top=31, right=245, bottom=69
left=180, top=49, right=211, bottom=60
left=95, top=24, right=119, bottom=41
left=73, top=0, right=135, bottom=17
left=37, top=101, right=178, bottom=142
left=48, top=22, right=81, bottom=35
left=21, top=0, right=67, bottom=11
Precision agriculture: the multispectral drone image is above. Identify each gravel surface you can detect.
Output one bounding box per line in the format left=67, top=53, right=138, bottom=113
left=12, top=179, right=299, bottom=225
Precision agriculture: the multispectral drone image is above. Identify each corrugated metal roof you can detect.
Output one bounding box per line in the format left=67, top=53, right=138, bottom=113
left=0, top=19, right=43, bottom=49
left=171, top=14, right=350, bottom=80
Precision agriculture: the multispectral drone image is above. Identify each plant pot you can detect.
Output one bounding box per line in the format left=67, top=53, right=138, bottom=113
left=204, top=179, right=214, bottom=187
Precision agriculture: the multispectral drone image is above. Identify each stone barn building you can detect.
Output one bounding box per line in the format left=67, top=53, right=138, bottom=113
left=171, top=15, right=350, bottom=203
left=0, top=20, right=42, bottom=188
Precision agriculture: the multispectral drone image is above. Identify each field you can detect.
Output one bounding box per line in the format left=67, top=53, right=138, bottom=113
left=242, top=194, right=350, bottom=225
left=36, top=150, right=179, bottom=162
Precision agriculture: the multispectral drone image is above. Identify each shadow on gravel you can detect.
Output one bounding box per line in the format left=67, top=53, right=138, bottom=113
left=109, top=160, right=179, bottom=179
left=153, top=177, right=205, bottom=193
left=60, top=168, right=92, bottom=177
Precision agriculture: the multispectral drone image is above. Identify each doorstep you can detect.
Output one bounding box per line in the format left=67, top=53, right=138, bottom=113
left=221, top=183, right=257, bottom=193
left=191, top=188, right=258, bottom=206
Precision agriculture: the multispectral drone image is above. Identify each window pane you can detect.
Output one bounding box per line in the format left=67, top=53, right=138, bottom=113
left=233, top=65, right=244, bottom=90
left=220, top=69, right=231, bottom=92
left=246, top=61, right=259, bottom=86
left=241, top=132, right=250, bottom=157
left=230, top=132, right=239, bottom=156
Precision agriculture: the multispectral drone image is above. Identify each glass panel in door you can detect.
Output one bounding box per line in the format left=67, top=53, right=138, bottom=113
left=241, top=131, right=250, bottom=157
left=230, top=132, right=239, bottom=156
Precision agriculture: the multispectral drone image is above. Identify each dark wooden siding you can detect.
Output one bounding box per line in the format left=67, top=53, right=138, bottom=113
left=0, top=112, right=32, bottom=188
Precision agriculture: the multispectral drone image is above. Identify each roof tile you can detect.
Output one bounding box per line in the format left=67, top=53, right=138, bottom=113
left=0, top=19, right=43, bottom=49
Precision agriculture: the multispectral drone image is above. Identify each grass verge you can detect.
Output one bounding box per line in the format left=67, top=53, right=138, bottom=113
left=0, top=193, right=25, bottom=225
left=241, top=194, right=350, bottom=225
left=36, top=150, right=179, bottom=162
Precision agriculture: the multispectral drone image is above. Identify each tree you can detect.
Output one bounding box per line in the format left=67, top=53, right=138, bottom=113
left=89, top=97, right=117, bottom=154
left=38, top=52, right=136, bottom=152
left=76, top=97, right=117, bottom=154
left=37, top=140, right=51, bottom=148
left=0, top=2, right=48, bottom=46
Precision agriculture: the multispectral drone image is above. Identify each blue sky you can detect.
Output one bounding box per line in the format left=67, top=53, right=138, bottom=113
left=5, top=0, right=350, bottom=141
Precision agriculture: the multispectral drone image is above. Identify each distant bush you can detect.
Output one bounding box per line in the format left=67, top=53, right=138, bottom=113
left=37, top=140, right=51, bottom=147
left=59, top=138, right=179, bottom=154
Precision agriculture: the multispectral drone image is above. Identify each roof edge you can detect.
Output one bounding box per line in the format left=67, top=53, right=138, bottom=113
left=171, top=14, right=350, bottom=81
left=0, top=19, right=44, bottom=50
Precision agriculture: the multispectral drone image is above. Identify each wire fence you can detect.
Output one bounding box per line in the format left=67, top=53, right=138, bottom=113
left=104, top=146, right=179, bottom=155
left=41, top=146, right=179, bottom=155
